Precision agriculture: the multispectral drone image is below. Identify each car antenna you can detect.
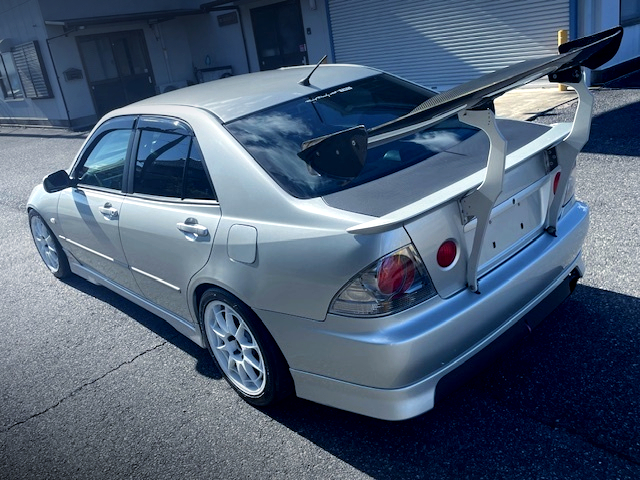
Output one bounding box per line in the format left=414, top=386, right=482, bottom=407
left=299, top=55, right=328, bottom=86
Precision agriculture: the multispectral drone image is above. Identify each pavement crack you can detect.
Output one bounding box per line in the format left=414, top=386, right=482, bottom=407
left=2, top=341, right=168, bottom=433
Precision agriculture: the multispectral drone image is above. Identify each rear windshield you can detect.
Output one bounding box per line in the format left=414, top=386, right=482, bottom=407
left=225, top=73, right=477, bottom=199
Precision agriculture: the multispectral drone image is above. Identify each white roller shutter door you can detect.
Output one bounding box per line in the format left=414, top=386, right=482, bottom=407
left=329, top=0, right=570, bottom=90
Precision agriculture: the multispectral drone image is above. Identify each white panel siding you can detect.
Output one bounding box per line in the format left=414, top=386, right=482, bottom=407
left=329, top=0, right=570, bottom=90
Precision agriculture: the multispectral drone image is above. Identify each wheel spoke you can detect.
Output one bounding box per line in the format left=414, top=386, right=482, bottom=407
left=226, top=310, right=239, bottom=337
left=204, top=299, right=267, bottom=396
left=31, top=216, right=60, bottom=272
left=241, top=350, right=264, bottom=375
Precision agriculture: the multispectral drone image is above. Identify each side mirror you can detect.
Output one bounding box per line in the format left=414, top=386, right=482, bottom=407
left=43, top=169, right=72, bottom=193
left=298, top=126, right=367, bottom=179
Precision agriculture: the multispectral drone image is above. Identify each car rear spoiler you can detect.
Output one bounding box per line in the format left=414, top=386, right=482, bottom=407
left=339, top=26, right=623, bottom=292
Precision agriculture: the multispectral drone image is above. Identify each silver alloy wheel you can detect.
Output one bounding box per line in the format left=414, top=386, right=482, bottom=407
left=30, top=215, right=60, bottom=273
left=204, top=300, right=266, bottom=395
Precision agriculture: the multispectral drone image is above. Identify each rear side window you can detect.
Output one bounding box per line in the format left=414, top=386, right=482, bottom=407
left=133, top=118, right=216, bottom=200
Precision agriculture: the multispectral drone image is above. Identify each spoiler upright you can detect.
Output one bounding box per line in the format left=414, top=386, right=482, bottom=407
left=340, top=26, right=623, bottom=293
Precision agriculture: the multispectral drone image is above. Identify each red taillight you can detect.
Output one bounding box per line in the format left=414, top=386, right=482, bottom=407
left=330, top=245, right=437, bottom=316
left=553, top=172, right=561, bottom=194
left=377, top=255, right=415, bottom=295
left=437, top=240, right=457, bottom=268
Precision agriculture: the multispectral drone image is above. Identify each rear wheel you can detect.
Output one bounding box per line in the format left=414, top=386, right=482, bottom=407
left=29, top=210, right=70, bottom=279
left=198, top=288, right=293, bottom=406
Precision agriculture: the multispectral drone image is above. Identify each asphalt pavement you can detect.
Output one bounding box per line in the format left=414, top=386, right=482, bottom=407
left=0, top=86, right=638, bottom=479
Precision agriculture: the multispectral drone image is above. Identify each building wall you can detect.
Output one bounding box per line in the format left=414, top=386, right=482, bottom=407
left=44, top=16, right=202, bottom=127
left=38, top=0, right=200, bottom=20
left=0, top=0, right=68, bottom=126
left=150, top=20, right=197, bottom=88
left=201, top=8, right=249, bottom=76
left=2, top=0, right=637, bottom=128
left=585, top=0, right=640, bottom=67
left=44, top=27, right=94, bottom=126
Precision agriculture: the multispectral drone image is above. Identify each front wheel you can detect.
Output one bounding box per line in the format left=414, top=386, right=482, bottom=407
left=198, top=288, right=293, bottom=406
left=29, top=210, right=70, bottom=279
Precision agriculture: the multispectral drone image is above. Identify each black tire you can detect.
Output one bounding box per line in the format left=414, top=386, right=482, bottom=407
left=198, top=288, right=293, bottom=406
left=28, top=210, right=71, bottom=279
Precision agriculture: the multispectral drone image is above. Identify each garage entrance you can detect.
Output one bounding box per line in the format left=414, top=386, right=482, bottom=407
left=77, top=30, right=156, bottom=118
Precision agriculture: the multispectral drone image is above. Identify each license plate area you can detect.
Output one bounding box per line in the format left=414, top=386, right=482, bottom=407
left=463, top=178, right=548, bottom=273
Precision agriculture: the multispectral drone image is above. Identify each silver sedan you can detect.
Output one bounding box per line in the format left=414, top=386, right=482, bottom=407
left=28, top=27, right=622, bottom=420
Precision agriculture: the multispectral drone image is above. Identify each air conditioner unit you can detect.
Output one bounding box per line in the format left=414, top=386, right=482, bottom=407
left=158, top=80, right=188, bottom=94
left=197, top=66, right=233, bottom=83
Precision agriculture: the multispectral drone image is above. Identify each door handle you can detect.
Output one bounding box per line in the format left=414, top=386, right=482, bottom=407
left=177, top=218, right=209, bottom=237
left=98, top=203, right=119, bottom=219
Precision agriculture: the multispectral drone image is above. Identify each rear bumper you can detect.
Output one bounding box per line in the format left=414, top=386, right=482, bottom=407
left=259, top=201, right=589, bottom=420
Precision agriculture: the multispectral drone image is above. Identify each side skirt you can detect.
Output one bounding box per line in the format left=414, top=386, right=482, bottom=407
left=68, top=259, right=205, bottom=348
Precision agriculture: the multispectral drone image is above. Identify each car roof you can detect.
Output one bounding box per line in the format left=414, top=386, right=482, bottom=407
left=126, top=64, right=381, bottom=123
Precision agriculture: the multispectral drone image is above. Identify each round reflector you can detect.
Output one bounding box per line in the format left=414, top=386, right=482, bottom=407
left=437, top=241, right=457, bottom=268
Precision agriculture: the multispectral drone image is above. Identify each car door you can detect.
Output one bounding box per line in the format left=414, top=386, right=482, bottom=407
left=118, top=116, right=221, bottom=321
left=56, top=116, right=140, bottom=293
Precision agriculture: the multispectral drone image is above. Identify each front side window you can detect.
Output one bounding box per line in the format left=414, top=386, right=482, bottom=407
left=133, top=120, right=216, bottom=200
left=226, top=73, right=477, bottom=198
left=76, top=129, right=131, bottom=191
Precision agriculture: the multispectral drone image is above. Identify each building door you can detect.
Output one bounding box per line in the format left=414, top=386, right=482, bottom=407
left=251, top=0, right=308, bottom=71
left=78, top=30, right=156, bottom=118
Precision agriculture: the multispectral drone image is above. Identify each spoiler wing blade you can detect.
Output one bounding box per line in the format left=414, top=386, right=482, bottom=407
left=370, top=26, right=623, bottom=139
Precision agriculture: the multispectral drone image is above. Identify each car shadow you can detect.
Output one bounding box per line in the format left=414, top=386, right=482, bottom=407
left=533, top=90, right=640, bottom=157
left=582, top=95, right=640, bottom=156
left=59, top=274, right=640, bottom=476
left=60, top=275, right=222, bottom=381
left=255, top=284, right=640, bottom=477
